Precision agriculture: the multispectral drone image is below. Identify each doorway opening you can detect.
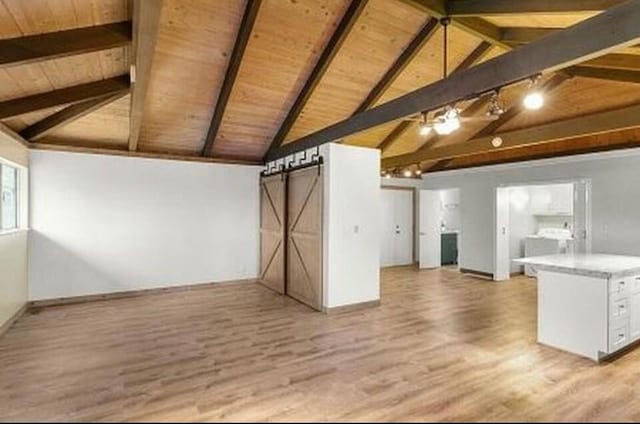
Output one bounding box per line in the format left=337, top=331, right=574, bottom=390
left=494, top=180, right=591, bottom=281
left=381, top=187, right=414, bottom=268
left=418, top=188, right=461, bottom=270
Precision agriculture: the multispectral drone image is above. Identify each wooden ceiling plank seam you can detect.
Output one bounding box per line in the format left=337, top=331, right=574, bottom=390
left=262, top=0, right=368, bottom=160
left=0, top=75, right=130, bottom=119
left=266, top=0, right=640, bottom=162
left=383, top=102, right=640, bottom=167
left=377, top=40, right=493, bottom=155
left=447, top=0, right=627, bottom=17
left=128, top=0, right=164, bottom=152
left=0, top=21, right=132, bottom=69
left=201, top=0, right=263, bottom=157
left=20, top=89, right=130, bottom=141
left=352, top=17, right=439, bottom=115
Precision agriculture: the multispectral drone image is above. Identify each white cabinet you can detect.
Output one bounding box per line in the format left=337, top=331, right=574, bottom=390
left=530, top=184, right=574, bottom=215
left=538, top=270, right=640, bottom=361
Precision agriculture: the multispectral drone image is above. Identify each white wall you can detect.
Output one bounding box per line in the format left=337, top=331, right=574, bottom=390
left=419, top=148, right=640, bottom=275
left=0, top=133, right=29, bottom=328
left=29, top=150, right=261, bottom=300
left=324, top=143, right=380, bottom=308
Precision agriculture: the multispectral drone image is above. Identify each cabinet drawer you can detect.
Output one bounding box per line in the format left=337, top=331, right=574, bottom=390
left=610, top=296, right=630, bottom=320
left=609, top=318, right=630, bottom=353
left=609, top=277, right=630, bottom=295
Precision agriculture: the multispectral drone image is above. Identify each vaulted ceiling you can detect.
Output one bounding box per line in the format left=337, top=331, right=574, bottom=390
left=1, top=0, right=640, bottom=172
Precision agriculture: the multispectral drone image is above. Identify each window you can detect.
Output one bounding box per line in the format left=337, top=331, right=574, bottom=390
left=1, top=163, right=18, bottom=231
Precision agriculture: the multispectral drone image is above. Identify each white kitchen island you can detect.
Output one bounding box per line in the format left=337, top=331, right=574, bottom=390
left=515, top=254, right=640, bottom=361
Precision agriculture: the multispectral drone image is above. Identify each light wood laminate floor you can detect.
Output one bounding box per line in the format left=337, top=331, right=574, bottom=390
left=2, top=266, right=640, bottom=422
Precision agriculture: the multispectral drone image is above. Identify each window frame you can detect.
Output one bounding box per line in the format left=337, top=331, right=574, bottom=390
left=0, top=158, right=27, bottom=235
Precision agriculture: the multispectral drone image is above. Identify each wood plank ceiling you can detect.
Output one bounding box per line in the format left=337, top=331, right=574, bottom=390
left=0, top=0, right=639, bottom=172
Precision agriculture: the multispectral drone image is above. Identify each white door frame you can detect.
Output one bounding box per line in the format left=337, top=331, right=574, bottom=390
left=494, top=178, right=592, bottom=281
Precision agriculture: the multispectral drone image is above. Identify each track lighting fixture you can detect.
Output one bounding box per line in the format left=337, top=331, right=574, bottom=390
left=403, top=169, right=413, bottom=178
left=433, top=106, right=460, bottom=135
left=523, top=76, right=544, bottom=110
left=487, top=91, right=505, bottom=117
left=418, top=112, right=432, bottom=136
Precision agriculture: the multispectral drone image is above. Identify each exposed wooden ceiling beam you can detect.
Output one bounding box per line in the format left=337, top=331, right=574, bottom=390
left=423, top=158, right=453, bottom=172
left=568, top=66, right=640, bottom=83
left=128, top=0, right=164, bottom=152
left=266, top=1, right=640, bottom=162
left=382, top=103, right=640, bottom=168
left=0, top=75, right=130, bottom=120
left=581, top=53, right=640, bottom=70
left=378, top=120, right=413, bottom=153
left=0, top=21, right=131, bottom=68
left=202, top=0, right=262, bottom=157
left=447, top=0, right=626, bottom=16
left=399, top=0, right=509, bottom=49
left=20, top=90, right=129, bottom=141
left=29, top=142, right=262, bottom=166
left=435, top=136, right=640, bottom=173
left=501, top=27, right=556, bottom=45
left=0, top=122, right=29, bottom=148
left=353, top=18, right=438, bottom=115
left=262, top=0, right=367, bottom=160
left=379, top=41, right=493, bottom=154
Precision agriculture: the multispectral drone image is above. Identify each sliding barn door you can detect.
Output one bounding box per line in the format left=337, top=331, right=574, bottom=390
left=260, top=175, right=286, bottom=294
left=287, top=166, right=323, bottom=310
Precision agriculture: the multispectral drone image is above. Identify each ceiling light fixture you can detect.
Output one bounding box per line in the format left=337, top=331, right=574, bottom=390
left=433, top=105, right=460, bottom=135
left=418, top=112, right=432, bottom=136
left=487, top=90, right=505, bottom=117
left=403, top=169, right=413, bottom=178
left=523, top=76, right=544, bottom=110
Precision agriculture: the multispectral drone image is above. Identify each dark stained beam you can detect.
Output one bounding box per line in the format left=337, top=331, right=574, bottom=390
left=265, top=1, right=640, bottom=162
left=0, top=75, right=130, bottom=119
left=262, top=0, right=367, bottom=160
left=202, top=0, right=262, bottom=157
left=20, top=90, right=129, bottom=141
left=383, top=103, right=640, bottom=167
left=568, top=66, right=640, bottom=83
left=423, top=158, right=453, bottom=172
left=438, top=135, right=640, bottom=173
left=353, top=18, right=438, bottom=115
left=0, top=22, right=131, bottom=68
left=129, top=0, right=164, bottom=152
left=399, top=0, right=509, bottom=49
left=376, top=41, right=493, bottom=154
left=501, top=27, right=556, bottom=45
left=448, top=0, right=627, bottom=16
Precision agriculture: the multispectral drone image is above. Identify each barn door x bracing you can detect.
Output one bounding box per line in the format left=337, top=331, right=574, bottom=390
left=260, top=174, right=286, bottom=294
left=287, top=166, right=323, bottom=311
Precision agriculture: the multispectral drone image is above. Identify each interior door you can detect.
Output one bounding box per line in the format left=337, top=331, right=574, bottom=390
left=380, top=190, right=396, bottom=267
left=287, top=166, right=323, bottom=310
left=573, top=180, right=592, bottom=254
left=419, top=190, right=441, bottom=268
left=259, top=174, right=286, bottom=294
left=494, top=187, right=511, bottom=281
left=393, top=190, right=414, bottom=266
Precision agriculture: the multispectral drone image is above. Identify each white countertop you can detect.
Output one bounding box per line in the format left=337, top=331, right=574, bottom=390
left=513, top=254, right=640, bottom=279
